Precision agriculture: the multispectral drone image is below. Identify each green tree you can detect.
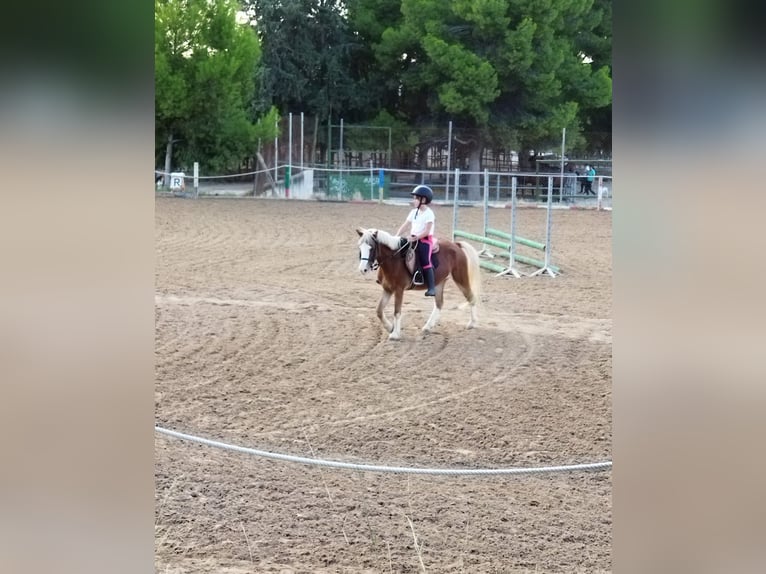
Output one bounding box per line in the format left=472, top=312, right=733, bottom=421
left=245, top=0, right=373, bottom=164
left=155, top=0, right=277, bottom=177
left=246, top=0, right=364, bottom=120
left=346, top=0, right=406, bottom=115
left=572, top=0, right=612, bottom=154
left=367, top=0, right=611, bottom=198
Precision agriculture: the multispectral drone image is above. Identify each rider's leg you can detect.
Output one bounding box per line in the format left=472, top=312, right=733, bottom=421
left=417, top=239, right=435, bottom=296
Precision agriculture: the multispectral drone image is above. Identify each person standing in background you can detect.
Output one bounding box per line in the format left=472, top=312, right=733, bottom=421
left=585, top=164, right=596, bottom=195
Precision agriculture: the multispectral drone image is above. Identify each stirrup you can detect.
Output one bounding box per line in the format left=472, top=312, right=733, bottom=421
left=412, top=270, right=424, bottom=285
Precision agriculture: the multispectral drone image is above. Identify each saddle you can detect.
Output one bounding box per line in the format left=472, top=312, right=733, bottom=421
left=402, top=238, right=440, bottom=285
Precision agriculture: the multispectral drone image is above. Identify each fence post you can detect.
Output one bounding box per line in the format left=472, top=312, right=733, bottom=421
left=597, top=176, right=604, bottom=211
left=445, top=120, right=452, bottom=202
left=274, top=115, right=279, bottom=194
left=287, top=113, right=292, bottom=198
left=451, top=168, right=460, bottom=241
left=378, top=169, right=385, bottom=203
left=369, top=158, right=373, bottom=201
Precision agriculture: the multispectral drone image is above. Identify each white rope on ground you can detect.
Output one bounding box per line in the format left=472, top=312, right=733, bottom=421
left=155, top=426, right=612, bottom=476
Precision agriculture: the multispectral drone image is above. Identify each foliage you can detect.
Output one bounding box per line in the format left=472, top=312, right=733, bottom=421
left=155, top=0, right=277, bottom=173
left=365, top=0, right=612, bottom=156
left=342, top=110, right=417, bottom=153
left=244, top=0, right=363, bottom=121
left=155, top=0, right=612, bottom=170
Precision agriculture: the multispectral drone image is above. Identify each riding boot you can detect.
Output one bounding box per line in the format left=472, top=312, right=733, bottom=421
left=424, top=267, right=436, bottom=296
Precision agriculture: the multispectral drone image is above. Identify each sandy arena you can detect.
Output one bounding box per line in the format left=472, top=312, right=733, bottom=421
left=155, top=197, right=612, bottom=573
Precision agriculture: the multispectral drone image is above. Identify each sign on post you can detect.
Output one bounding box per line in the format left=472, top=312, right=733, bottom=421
left=170, top=172, right=185, bottom=193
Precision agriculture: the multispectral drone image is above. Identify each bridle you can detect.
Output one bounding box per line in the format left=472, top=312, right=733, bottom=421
left=359, top=241, right=379, bottom=271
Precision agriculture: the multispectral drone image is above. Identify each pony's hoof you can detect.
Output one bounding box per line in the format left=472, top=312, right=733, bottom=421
left=467, top=321, right=477, bottom=329
left=388, top=332, right=401, bottom=341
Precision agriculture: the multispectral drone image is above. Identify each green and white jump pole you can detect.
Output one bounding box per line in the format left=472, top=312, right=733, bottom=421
left=451, top=168, right=505, bottom=274
left=452, top=230, right=560, bottom=274
left=452, top=169, right=559, bottom=278
left=478, top=169, right=548, bottom=277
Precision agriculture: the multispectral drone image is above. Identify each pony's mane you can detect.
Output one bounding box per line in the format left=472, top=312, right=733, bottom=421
left=372, top=229, right=402, bottom=250
left=359, top=228, right=401, bottom=251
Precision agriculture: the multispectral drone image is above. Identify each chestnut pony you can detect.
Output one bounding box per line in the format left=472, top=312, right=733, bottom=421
left=357, top=227, right=481, bottom=339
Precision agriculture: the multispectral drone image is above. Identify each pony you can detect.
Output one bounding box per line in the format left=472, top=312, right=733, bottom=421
left=356, top=228, right=481, bottom=340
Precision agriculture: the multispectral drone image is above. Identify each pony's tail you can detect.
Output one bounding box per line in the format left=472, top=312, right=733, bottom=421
left=457, top=241, right=481, bottom=305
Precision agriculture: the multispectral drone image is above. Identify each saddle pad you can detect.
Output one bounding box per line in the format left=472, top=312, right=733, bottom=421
left=405, top=248, right=416, bottom=275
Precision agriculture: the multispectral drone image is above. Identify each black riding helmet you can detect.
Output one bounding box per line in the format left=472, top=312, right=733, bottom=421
left=411, top=184, right=433, bottom=204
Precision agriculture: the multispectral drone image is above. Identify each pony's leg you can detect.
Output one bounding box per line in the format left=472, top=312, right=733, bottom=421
left=467, top=300, right=478, bottom=329
left=422, top=283, right=444, bottom=333
left=377, top=290, right=393, bottom=333
left=389, top=289, right=404, bottom=340
left=452, top=281, right=478, bottom=329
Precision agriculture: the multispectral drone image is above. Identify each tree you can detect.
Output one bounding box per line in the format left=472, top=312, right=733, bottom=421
left=246, top=0, right=364, bottom=120
left=155, top=0, right=277, bottom=176
left=572, top=0, right=612, bottom=154
left=367, top=0, right=612, bottom=198
left=346, top=0, right=407, bottom=115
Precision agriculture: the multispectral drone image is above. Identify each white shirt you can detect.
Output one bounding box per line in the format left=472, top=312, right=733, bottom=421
left=406, top=207, right=435, bottom=238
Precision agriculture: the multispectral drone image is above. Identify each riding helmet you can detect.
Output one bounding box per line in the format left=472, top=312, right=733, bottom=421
left=411, top=184, right=433, bottom=204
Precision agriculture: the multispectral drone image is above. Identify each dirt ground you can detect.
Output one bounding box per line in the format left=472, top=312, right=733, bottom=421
left=155, top=197, right=612, bottom=573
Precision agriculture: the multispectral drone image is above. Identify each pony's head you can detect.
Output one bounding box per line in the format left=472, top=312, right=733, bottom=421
left=356, top=227, right=402, bottom=274
left=356, top=228, right=377, bottom=274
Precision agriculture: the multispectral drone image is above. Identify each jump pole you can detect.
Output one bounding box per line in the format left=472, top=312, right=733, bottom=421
left=453, top=169, right=555, bottom=275
left=529, top=176, right=557, bottom=277
left=480, top=170, right=546, bottom=251
left=476, top=169, right=492, bottom=257
left=452, top=168, right=502, bottom=273
left=479, top=170, right=535, bottom=278
left=480, top=168, right=522, bottom=277
left=453, top=230, right=559, bottom=274
left=496, top=175, right=522, bottom=278
left=486, top=228, right=545, bottom=251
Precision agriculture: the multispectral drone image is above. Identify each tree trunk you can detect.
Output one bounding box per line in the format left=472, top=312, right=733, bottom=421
left=256, top=152, right=278, bottom=193
left=466, top=146, right=482, bottom=201
left=518, top=146, right=534, bottom=173
left=163, top=132, right=174, bottom=188
left=253, top=139, right=262, bottom=195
